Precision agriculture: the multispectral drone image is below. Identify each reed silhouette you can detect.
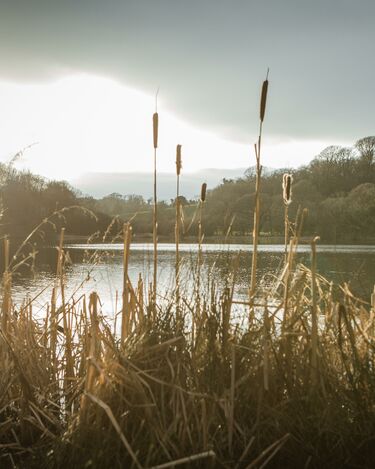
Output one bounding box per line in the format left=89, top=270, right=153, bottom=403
left=1, top=77, right=375, bottom=469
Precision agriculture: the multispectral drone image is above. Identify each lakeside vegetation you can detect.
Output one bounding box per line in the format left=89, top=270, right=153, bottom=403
left=1, top=76, right=375, bottom=468
left=1, top=137, right=375, bottom=247
left=2, top=253, right=375, bottom=468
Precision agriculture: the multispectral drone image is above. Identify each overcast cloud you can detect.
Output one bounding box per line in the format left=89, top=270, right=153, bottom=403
left=0, top=0, right=374, bottom=145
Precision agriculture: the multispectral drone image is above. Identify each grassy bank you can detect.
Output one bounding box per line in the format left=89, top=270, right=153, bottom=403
left=1, top=254, right=375, bottom=468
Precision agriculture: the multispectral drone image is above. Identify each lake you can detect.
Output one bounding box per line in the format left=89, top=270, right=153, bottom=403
left=9, top=243, right=375, bottom=316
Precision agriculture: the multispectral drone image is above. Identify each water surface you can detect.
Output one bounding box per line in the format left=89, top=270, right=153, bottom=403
left=11, top=243, right=375, bottom=315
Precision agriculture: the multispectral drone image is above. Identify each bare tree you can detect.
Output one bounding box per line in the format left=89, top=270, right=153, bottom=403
left=355, top=136, right=375, bottom=164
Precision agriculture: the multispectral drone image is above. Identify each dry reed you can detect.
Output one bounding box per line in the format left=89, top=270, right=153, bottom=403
left=282, top=173, right=293, bottom=262
left=175, top=144, right=182, bottom=320
left=197, top=182, right=207, bottom=301
left=250, top=70, right=269, bottom=305
left=152, top=110, right=159, bottom=304
left=121, top=222, right=132, bottom=342
left=1, top=247, right=374, bottom=468
left=1, top=75, right=374, bottom=469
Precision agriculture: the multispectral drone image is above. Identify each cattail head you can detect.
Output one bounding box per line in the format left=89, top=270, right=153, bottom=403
left=176, top=144, right=182, bottom=176
left=200, top=182, right=207, bottom=202
left=153, top=112, right=158, bottom=149
left=260, top=78, right=269, bottom=123
left=282, top=173, right=293, bottom=205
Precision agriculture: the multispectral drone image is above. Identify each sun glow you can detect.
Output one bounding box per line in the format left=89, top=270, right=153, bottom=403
left=0, top=74, right=329, bottom=184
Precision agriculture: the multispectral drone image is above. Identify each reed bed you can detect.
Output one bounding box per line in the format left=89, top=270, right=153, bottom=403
left=1, top=76, right=375, bottom=469
left=1, top=245, right=375, bottom=468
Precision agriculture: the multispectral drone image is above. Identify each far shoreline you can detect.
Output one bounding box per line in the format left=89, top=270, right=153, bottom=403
left=61, top=234, right=375, bottom=246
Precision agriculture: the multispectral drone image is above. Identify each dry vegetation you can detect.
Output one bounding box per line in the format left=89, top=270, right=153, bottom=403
left=1, top=76, right=375, bottom=468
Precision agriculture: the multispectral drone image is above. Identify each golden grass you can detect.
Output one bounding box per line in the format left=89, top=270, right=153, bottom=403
left=282, top=173, right=293, bottom=262
left=1, top=239, right=375, bottom=467
left=1, top=75, right=375, bottom=468
left=175, top=144, right=182, bottom=322
left=153, top=111, right=159, bottom=304
left=250, top=72, right=269, bottom=303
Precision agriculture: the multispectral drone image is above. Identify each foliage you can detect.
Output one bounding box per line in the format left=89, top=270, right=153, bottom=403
left=1, top=251, right=375, bottom=467
left=1, top=135, right=374, bottom=244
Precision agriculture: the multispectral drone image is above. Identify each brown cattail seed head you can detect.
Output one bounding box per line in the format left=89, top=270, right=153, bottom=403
left=176, top=144, right=182, bottom=175
left=153, top=112, right=158, bottom=149
left=260, top=79, right=269, bottom=122
left=200, top=182, right=207, bottom=202
left=282, top=173, right=293, bottom=205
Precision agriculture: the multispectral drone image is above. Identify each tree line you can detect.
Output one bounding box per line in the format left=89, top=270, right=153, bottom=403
left=1, top=136, right=374, bottom=245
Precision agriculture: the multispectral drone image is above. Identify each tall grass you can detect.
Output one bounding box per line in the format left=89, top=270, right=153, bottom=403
left=197, top=182, right=206, bottom=301
left=282, top=173, right=293, bottom=262
left=175, top=144, right=182, bottom=321
left=152, top=109, right=159, bottom=304
left=1, top=242, right=375, bottom=467
left=1, top=77, right=375, bottom=468
left=250, top=70, right=269, bottom=305
left=121, top=222, right=132, bottom=342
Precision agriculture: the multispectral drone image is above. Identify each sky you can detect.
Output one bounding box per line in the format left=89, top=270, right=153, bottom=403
left=0, top=0, right=374, bottom=196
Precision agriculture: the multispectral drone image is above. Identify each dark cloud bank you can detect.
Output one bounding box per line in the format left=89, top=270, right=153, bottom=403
left=0, top=0, right=374, bottom=144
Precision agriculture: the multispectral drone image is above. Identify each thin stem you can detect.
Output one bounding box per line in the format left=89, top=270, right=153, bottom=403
left=311, top=236, right=320, bottom=386
left=153, top=147, right=157, bottom=305
left=284, top=204, right=289, bottom=263
left=1, top=237, right=11, bottom=335
left=250, top=137, right=262, bottom=303
left=122, top=223, right=132, bottom=342
left=175, top=174, right=180, bottom=318
left=197, top=201, right=203, bottom=300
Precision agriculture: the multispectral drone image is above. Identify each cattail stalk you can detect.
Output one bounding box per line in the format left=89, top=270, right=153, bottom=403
left=80, top=291, right=100, bottom=422
left=284, top=205, right=289, bottom=262
left=250, top=70, right=269, bottom=305
left=175, top=145, right=182, bottom=319
left=198, top=183, right=207, bottom=296
left=43, top=304, right=49, bottom=348
left=263, top=295, right=270, bottom=392
left=121, top=223, right=132, bottom=342
left=194, top=182, right=207, bottom=333
left=250, top=142, right=261, bottom=303
left=282, top=208, right=307, bottom=328
left=1, top=237, right=11, bottom=335
left=137, top=273, right=144, bottom=325
left=228, top=343, right=235, bottom=454
left=153, top=111, right=159, bottom=305
left=282, top=174, right=293, bottom=262
left=311, top=236, right=320, bottom=386
left=50, top=227, right=67, bottom=371
left=58, top=229, right=74, bottom=403
left=50, top=286, right=57, bottom=373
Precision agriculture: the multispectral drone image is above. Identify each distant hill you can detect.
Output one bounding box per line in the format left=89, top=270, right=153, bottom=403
left=69, top=168, right=248, bottom=200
